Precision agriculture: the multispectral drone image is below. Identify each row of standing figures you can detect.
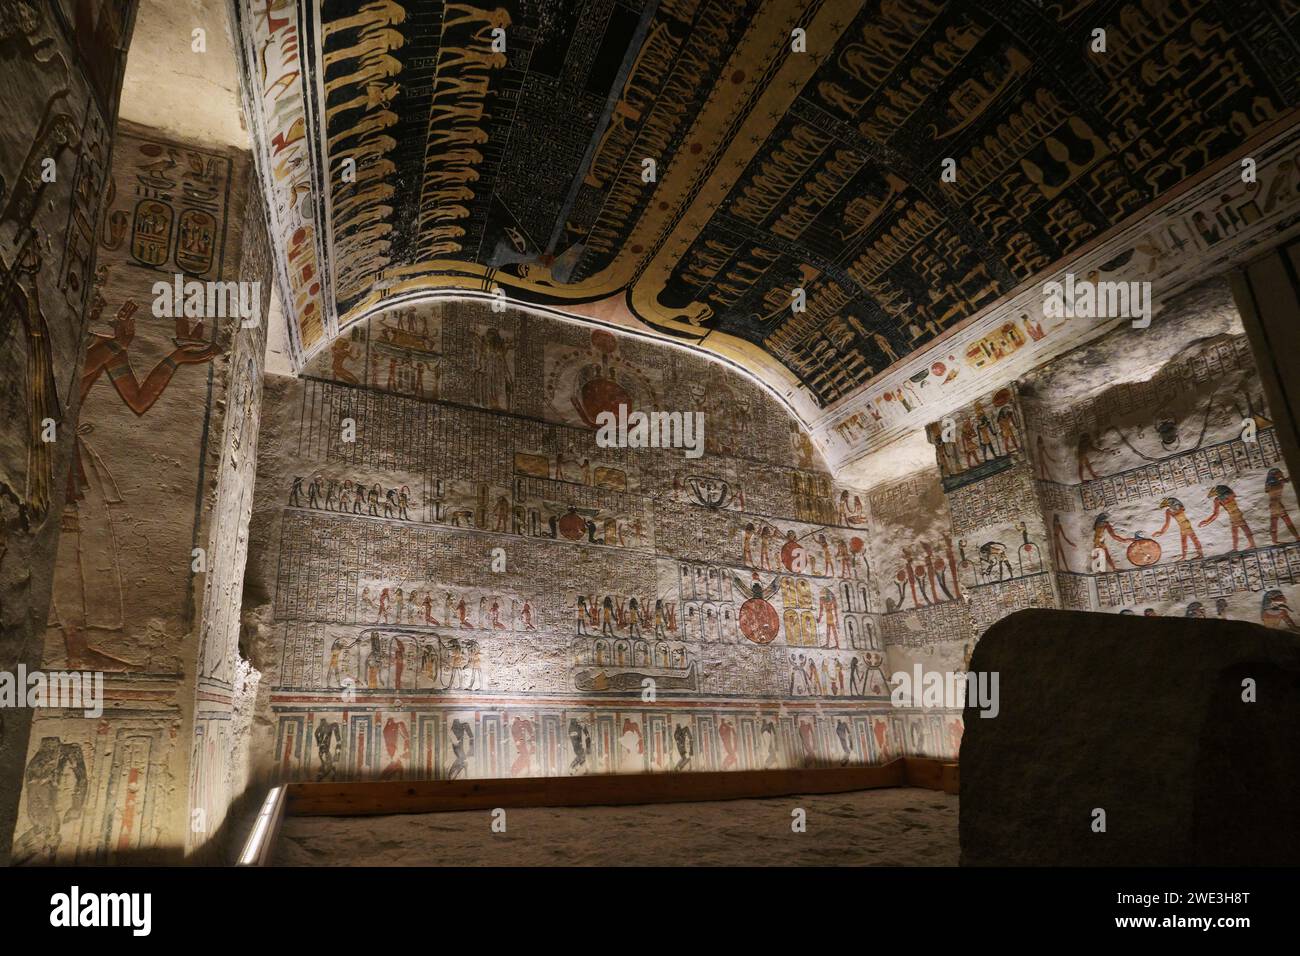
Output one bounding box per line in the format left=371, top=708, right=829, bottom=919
left=326, top=632, right=485, bottom=692
left=290, top=475, right=412, bottom=520
left=311, top=712, right=908, bottom=783
left=889, top=527, right=1043, bottom=611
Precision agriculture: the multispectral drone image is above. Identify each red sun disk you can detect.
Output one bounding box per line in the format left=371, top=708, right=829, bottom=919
left=579, top=377, right=632, bottom=422
left=1127, top=537, right=1162, bottom=567
left=557, top=511, right=587, bottom=540
left=738, top=598, right=780, bottom=645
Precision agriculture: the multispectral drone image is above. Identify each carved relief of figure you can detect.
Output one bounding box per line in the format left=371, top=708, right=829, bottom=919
left=0, top=244, right=60, bottom=524
left=741, top=522, right=755, bottom=566
left=600, top=595, right=616, bottom=637
left=806, top=658, right=822, bottom=696
left=872, top=717, right=890, bottom=762
left=797, top=718, right=816, bottom=768
left=364, top=635, right=383, bottom=687
left=80, top=300, right=220, bottom=413
left=575, top=595, right=590, bottom=636
left=326, top=636, right=349, bottom=686
left=1260, top=590, right=1297, bottom=630
left=52, top=296, right=220, bottom=670
left=466, top=640, right=482, bottom=689
left=959, top=417, right=980, bottom=467
left=392, top=637, right=405, bottom=688
left=836, top=490, right=867, bottom=527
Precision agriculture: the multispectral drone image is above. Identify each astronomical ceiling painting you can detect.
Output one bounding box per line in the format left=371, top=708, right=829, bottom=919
left=233, top=0, right=1300, bottom=437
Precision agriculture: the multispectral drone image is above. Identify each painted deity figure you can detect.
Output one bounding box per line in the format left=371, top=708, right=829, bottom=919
left=835, top=720, right=853, bottom=767
left=1264, top=469, right=1297, bottom=544
left=973, top=402, right=997, bottom=459
left=1076, top=432, right=1115, bottom=481
left=52, top=294, right=221, bottom=670
left=315, top=719, right=342, bottom=782
left=1260, top=589, right=1297, bottom=630
left=1091, top=513, right=1131, bottom=571
left=673, top=723, right=693, bottom=772
left=510, top=717, right=536, bottom=777
left=448, top=719, right=474, bottom=780
left=818, top=588, right=840, bottom=647
left=12, top=737, right=87, bottom=863
left=600, top=595, right=617, bottom=637
left=959, top=417, right=980, bottom=467
left=380, top=717, right=409, bottom=780
left=1153, top=496, right=1203, bottom=560
left=364, top=636, right=384, bottom=687
left=995, top=404, right=1020, bottom=454
left=652, top=598, right=669, bottom=638
left=569, top=718, right=591, bottom=774
left=1051, top=514, right=1075, bottom=571
left=1199, top=484, right=1256, bottom=551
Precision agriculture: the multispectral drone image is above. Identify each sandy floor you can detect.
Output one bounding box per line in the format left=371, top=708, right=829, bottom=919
left=273, top=787, right=958, bottom=866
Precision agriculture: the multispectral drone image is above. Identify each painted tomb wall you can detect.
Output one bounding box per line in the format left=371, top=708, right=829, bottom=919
left=860, top=275, right=1300, bottom=762
left=1022, top=278, right=1300, bottom=627
left=10, top=120, right=270, bottom=864
left=242, top=300, right=896, bottom=786
left=0, top=0, right=138, bottom=863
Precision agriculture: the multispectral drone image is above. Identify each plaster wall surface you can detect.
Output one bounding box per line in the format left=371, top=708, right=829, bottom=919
left=9, top=120, right=268, bottom=864
left=856, top=276, right=1300, bottom=768
left=0, top=0, right=138, bottom=863
left=242, top=300, right=897, bottom=785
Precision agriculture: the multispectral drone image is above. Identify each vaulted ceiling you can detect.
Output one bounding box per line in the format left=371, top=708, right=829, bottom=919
left=233, top=0, right=1300, bottom=443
